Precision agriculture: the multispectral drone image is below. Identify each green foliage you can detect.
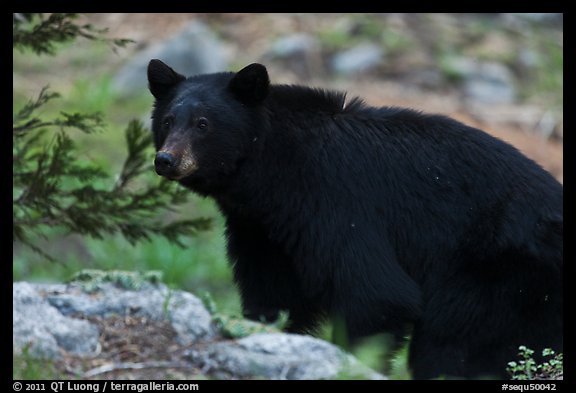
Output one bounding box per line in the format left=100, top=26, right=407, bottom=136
left=13, top=13, right=132, bottom=56
left=69, top=269, right=163, bottom=292
left=13, top=87, right=104, bottom=136
left=319, top=317, right=412, bottom=380
left=201, top=292, right=288, bottom=339
left=333, top=331, right=411, bottom=380
left=507, top=346, right=563, bottom=380
left=215, top=314, right=283, bottom=339
left=200, top=291, right=219, bottom=314
left=13, top=345, right=64, bottom=380
left=162, top=288, right=174, bottom=320
left=329, top=315, right=350, bottom=350
left=388, top=340, right=411, bottom=380
left=345, top=333, right=411, bottom=380
left=13, top=13, right=212, bottom=263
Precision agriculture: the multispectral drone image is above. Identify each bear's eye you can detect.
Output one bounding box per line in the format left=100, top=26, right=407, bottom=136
left=162, top=117, right=173, bottom=131
left=197, top=117, right=209, bottom=131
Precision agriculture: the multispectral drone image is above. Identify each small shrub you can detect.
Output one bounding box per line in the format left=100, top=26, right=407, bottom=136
left=507, top=345, right=563, bottom=380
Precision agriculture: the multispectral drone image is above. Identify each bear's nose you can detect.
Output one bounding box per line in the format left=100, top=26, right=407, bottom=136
left=154, top=151, right=177, bottom=176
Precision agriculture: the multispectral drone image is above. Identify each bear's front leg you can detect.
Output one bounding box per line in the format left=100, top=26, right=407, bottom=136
left=233, top=250, right=324, bottom=333
left=225, top=214, right=324, bottom=333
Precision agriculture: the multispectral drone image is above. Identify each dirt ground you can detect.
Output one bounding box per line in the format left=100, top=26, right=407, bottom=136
left=44, top=315, right=206, bottom=379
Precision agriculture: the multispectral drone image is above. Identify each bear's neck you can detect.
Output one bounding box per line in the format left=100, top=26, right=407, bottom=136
left=216, top=86, right=366, bottom=217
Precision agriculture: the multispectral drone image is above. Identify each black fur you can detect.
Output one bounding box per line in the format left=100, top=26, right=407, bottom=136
left=147, top=60, right=563, bottom=379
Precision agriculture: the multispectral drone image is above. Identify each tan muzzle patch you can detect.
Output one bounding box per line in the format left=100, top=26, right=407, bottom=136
left=157, top=143, right=198, bottom=180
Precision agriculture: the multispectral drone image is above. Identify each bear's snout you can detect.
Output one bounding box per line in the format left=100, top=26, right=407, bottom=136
left=155, top=151, right=179, bottom=178
left=154, top=149, right=198, bottom=180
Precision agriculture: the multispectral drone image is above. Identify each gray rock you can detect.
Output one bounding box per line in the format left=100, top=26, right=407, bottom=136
left=268, top=33, right=318, bottom=59
left=447, top=57, right=516, bottom=104
left=13, top=282, right=100, bottom=359
left=517, top=48, right=539, bottom=70
left=265, top=33, right=322, bottom=79
left=46, top=283, right=215, bottom=344
left=14, top=279, right=387, bottom=379
left=112, top=21, right=229, bottom=98
left=166, top=290, right=216, bottom=345
left=14, top=280, right=215, bottom=361
left=330, top=43, right=385, bottom=76
left=195, top=333, right=386, bottom=380
left=405, top=68, right=443, bottom=89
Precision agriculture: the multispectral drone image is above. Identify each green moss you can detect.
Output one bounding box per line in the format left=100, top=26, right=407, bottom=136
left=69, top=268, right=164, bottom=292
left=200, top=291, right=288, bottom=339
left=214, top=314, right=282, bottom=339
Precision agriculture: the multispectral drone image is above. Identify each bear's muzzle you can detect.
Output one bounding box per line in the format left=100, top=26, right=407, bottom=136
left=154, top=149, right=198, bottom=180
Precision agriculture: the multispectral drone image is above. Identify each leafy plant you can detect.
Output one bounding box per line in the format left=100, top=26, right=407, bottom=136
left=507, top=346, right=563, bottom=380
left=13, top=13, right=131, bottom=55
left=13, top=13, right=211, bottom=261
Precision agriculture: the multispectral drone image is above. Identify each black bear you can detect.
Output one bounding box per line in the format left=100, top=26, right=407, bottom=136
left=147, top=59, right=563, bottom=379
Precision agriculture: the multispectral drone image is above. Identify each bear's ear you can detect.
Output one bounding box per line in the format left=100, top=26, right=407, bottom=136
left=147, top=59, right=186, bottom=99
left=228, top=63, right=270, bottom=105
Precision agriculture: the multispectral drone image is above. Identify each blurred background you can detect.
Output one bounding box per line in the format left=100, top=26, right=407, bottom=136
left=13, top=13, right=563, bottom=316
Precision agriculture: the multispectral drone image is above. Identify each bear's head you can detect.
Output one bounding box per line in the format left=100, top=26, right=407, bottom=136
left=147, top=59, right=270, bottom=194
